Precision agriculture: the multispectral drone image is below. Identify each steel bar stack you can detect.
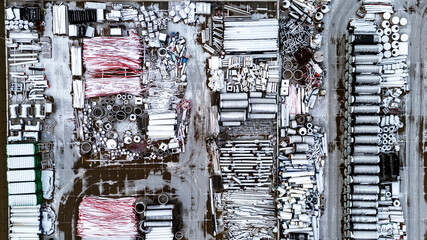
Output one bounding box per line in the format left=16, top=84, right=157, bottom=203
left=218, top=138, right=276, bottom=239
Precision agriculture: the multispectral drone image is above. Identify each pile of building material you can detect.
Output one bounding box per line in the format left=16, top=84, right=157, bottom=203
left=223, top=18, right=279, bottom=53
left=7, top=143, right=44, bottom=238
left=281, top=0, right=331, bottom=24
left=208, top=56, right=279, bottom=93
left=217, top=137, right=276, bottom=239
left=77, top=197, right=138, bottom=239
left=343, top=8, right=407, bottom=240
left=218, top=93, right=277, bottom=126
left=276, top=121, right=326, bottom=239
left=136, top=198, right=175, bottom=240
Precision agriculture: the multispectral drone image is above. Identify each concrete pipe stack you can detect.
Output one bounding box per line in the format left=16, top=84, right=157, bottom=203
left=344, top=13, right=407, bottom=240
left=142, top=204, right=174, bottom=240
left=219, top=93, right=277, bottom=126
left=276, top=122, right=327, bottom=240
left=219, top=137, right=276, bottom=239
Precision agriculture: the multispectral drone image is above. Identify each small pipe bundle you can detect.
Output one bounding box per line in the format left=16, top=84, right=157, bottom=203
left=77, top=197, right=138, bottom=239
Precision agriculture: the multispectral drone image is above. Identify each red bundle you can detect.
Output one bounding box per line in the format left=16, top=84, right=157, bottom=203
left=77, top=196, right=138, bottom=239
left=83, top=32, right=143, bottom=77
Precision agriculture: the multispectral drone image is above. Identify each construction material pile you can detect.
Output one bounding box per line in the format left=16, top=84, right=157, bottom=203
left=343, top=4, right=407, bottom=239
left=77, top=196, right=138, bottom=239
left=208, top=56, right=279, bottom=93
left=276, top=121, right=326, bottom=239
left=83, top=31, right=143, bottom=98
left=6, top=143, right=56, bottom=237
left=217, top=137, right=276, bottom=239
left=223, top=18, right=279, bottom=53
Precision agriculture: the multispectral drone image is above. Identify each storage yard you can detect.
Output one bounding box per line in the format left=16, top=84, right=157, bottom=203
left=1, top=0, right=427, bottom=240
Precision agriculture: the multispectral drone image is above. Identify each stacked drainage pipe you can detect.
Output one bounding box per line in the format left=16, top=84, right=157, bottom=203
left=218, top=138, right=276, bottom=239
left=344, top=14, right=407, bottom=240
left=219, top=93, right=277, bottom=126
left=137, top=197, right=174, bottom=240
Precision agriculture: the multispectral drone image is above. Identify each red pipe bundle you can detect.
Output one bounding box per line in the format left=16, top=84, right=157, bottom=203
left=83, top=32, right=143, bottom=76
left=83, top=31, right=143, bottom=97
left=77, top=196, right=138, bottom=239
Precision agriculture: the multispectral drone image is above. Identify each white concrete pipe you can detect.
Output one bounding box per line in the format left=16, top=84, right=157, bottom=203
left=353, top=165, right=380, bottom=174
left=350, top=216, right=378, bottom=223
left=354, top=116, right=381, bottom=124
left=352, top=126, right=381, bottom=134
left=351, top=105, right=381, bottom=114
left=220, top=112, right=246, bottom=122
left=220, top=93, right=248, bottom=101
left=220, top=100, right=249, bottom=108
left=249, top=104, right=278, bottom=113
left=348, top=194, right=378, bottom=201
left=354, top=85, right=381, bottom=94
left=352, top=185, right=380, bottom=194
left=350, top=175, right=380, bottom=184
left=352, top=135, right=381, bottom=144
left=353, top=44, right=383, bottom=53
left=354, top=75, right=381, bottom=84
left=351, top=95, right=381, bottom=104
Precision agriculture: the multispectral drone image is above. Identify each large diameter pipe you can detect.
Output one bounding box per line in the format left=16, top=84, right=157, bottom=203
left=351, top=106, right=380, bottom=114
left=353, top=54, right=382, bottom=64
left=350, top=175, right=380, bottom=184
left=149, top=113, right=176, bottom=120
left=220, top=93, right=248, bottom=100
left=247, top=114, right=276, bottom=119
left=349, top=201, right=378, bottom=208
left=353, top=145, right=380, bottom=154
left=354, top=85, right=381, bottom=94
left=220, top=111, right=246, bottom=122
left=353, top=44, right=383, bottom=53
left=352, top=185, right=380, bottom=194
left=350, top=34, right=381, bottom=44
left=351, top=95, right=381, bottom=104
left=349, top=231, right=379, bottom=239
left=249, top=104, right=278, bottom=113
left=351, top=223, right=378, bottom=230
left=355, top=75, right=381, bottom=84
left=144, top=221, right=173, bottom=227
left=348, top=194, right=378, bottom=201
left=354, top=116, right=381, bottom=124
left=350, top=216, right=378, bottom=223
left=352, top=126, right=380, bottom=134
left=352, top=135, right=380, bottom=144
left=353, top=165, right=380, bottom=174
left=351, top=155, right=380, bottom=164
left=248, top=98, right=276, bottom=104
left=349, top=208, right=377, bottom=216
left=354, top=65, right=382, bottom=74
left=220, top=100, right=249, bottom=108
